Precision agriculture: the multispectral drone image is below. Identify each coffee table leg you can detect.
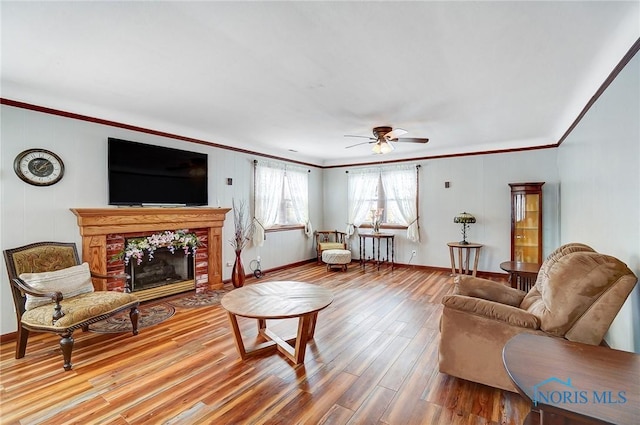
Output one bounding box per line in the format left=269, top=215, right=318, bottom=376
left=308, top=312, right=319, bottom=338
left=257, top=318, right=266, bottom=333
left=294, top=314, right=313, bottom=363
left=226, top=311, right=247, bottom=359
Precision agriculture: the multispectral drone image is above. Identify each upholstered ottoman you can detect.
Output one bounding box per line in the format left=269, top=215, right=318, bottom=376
left=322, top=249, right=351, bottom=271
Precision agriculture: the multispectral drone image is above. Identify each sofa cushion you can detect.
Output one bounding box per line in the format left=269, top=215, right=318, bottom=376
left=20, top=262, right=95, bottom=310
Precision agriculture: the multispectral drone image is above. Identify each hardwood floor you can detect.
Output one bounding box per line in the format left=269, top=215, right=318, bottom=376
left=0, top=263, right=531, bottom=425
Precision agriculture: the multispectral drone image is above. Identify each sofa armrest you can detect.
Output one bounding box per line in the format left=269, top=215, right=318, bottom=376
left=454, top=275, right=527, bottom=307
left=442, top=294, right=540, bottom=329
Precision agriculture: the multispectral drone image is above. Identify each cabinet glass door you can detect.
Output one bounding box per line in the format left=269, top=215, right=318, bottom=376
left=513, top=193, right=540, bottom=262
left=510, top=182, right=544, bottom=264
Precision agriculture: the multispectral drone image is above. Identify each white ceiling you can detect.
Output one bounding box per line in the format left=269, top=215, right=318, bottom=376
left=2, top=1, right=639, bottom=167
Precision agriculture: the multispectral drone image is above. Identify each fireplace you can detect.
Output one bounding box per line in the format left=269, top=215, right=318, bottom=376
left=70, top=207, right=230, bottom=302
left=128, top=246, right=194, bottom=293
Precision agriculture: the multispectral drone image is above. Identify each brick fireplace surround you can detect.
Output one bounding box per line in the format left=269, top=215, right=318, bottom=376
left=70, top=208, right=230, bottom=301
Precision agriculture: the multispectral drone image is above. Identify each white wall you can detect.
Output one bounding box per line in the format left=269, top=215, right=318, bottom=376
left=558, top=52, right=640, bottom=353
left=323, top=150, right=560, bottom=272
left=0, top=106, right=322, bottom=334
left=3, top=59, right=638, bottom=354
left=0, top=105, right=560, bottom=336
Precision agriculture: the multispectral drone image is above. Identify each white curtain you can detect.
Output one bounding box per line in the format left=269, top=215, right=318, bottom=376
left=253, top=162, right=285, bottom=247
left=286, top=164, right=313, bottom=238
left=345, top=169, right=379, bottom=238
left=381, top=165, right=420, bottom=242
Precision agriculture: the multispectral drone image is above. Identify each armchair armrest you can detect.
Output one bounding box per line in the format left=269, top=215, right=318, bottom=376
left=454, top=275, right=527, bottom=307
left=12, top=277, right=63, bottom=301
left=442, top=294, right=540, bottom=329
left=12, top=277, right=65, bottom=321
left=91, top=271, right=129, bottom=281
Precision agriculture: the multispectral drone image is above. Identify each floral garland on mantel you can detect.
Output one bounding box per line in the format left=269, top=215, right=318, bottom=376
left=112, top=229, right=201, bottom=266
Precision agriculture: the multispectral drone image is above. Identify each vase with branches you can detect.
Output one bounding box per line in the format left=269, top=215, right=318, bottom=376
left=229, top=199, right=254, bottom=287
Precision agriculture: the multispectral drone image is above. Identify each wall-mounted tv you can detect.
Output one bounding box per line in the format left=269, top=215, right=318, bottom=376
left=108, top=138, right=208, bottom=206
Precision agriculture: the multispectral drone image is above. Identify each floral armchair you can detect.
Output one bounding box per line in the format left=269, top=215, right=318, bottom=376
left=3, top=241, right=140, bottom=370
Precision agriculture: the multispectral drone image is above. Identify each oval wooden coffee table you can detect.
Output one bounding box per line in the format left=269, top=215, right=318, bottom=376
left=221, top=281, right=333, bottom=365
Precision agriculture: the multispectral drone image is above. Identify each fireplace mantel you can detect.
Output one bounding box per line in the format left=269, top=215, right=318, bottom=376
left=70, top=207, right=230, bottom=294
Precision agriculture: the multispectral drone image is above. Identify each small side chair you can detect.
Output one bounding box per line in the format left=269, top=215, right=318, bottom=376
left=3, top=241, right=140, bottom=371
left=315, top=230, right=347, bottom=264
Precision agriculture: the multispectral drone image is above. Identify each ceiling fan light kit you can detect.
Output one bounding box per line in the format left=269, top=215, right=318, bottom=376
left=345, top=126, right=429, bottom=155
left=372, top=140, right=395, bottom=154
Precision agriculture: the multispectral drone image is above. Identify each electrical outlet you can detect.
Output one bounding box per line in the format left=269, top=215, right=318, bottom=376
left=226, top=262, right=233, bottom=267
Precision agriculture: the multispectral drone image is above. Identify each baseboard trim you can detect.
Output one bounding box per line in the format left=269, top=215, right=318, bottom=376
left=1, top=331, right=17, bottom=344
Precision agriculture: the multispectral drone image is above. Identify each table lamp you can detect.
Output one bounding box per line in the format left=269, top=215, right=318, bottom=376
left=454, top=212, right=476, bottom=244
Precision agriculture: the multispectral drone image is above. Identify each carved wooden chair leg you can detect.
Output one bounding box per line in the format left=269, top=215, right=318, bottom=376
left=59, top=332, right=74, bottom=371
left=16, top=326, right=29, bottom=358
left=129, top=307, right=140, bottom=335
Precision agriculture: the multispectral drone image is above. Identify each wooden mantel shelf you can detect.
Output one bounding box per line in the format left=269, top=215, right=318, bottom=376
left=70, top=207, right=230, bottom=235
left=70, top=207, right=231, bottom=291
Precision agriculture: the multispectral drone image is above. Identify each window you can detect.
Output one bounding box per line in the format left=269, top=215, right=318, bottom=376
left=253, top=160, right=313, bottom=246
left=347, top=164, right=420, bottom=242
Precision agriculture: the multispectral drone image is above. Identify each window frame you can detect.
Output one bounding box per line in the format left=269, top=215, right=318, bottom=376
left=253, top=160, right=311, bottom=234
left=347, top=165, right=420, bottom=240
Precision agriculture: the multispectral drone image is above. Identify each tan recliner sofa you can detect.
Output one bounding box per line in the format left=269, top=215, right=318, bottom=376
left=438, top=243, right=638, bottom=392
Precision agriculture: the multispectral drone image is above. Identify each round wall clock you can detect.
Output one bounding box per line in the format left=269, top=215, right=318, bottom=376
left=13, top=148, right=65, bottom=186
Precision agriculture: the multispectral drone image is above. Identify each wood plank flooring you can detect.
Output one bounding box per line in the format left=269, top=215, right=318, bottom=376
left=0, top=263, right=531, bottom=425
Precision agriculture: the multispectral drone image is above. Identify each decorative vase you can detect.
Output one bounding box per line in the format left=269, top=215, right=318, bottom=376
left=231, top=250, right=245, bottom=288
left=373, top=221, right=380, bottom=233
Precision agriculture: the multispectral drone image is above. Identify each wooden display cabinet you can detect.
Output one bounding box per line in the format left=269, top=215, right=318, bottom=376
left=509, top=182, right=544, bottom=264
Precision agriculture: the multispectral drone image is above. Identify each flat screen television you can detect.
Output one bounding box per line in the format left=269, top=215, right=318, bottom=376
left=108, top=138, right=208, bottom=206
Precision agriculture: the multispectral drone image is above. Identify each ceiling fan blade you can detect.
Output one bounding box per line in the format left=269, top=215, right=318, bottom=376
left=394, top=137, right=429, bottom=144
left=346, top=141, right=375, bottom=149
left=384, top=128, right=408, bottom=140
left=344, top=135, right=375, bottom=140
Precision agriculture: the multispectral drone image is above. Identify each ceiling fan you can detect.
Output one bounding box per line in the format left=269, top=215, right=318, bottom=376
left=345, top=126, right=429, bottom=154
